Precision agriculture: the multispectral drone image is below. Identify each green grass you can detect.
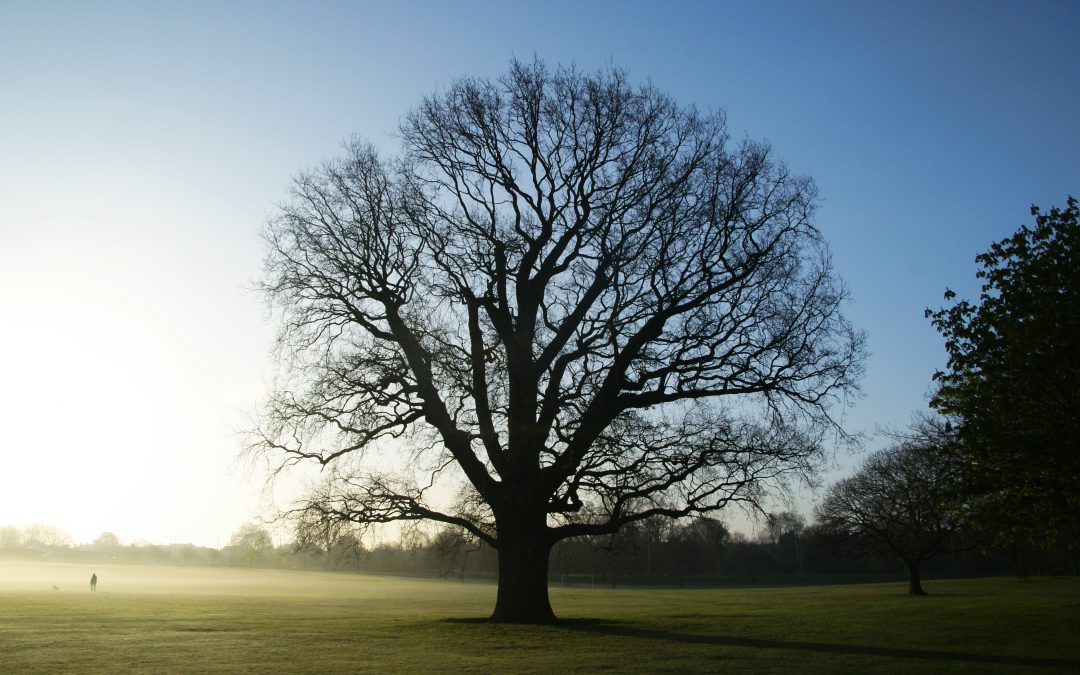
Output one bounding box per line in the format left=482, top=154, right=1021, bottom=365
left=1, top=557, right=1077, bottom=672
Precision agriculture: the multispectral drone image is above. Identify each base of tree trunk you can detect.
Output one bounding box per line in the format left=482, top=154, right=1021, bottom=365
left=905, top=560, right=927, bottom=595
left=489, top=582, right=557, bottom=623
left=489, top=606, right=557, bottom=624
left=489, top=538, right=556, bottom=624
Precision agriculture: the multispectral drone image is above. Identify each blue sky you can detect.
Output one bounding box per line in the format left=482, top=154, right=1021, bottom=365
left=1, top=0, right=1077, bottom=545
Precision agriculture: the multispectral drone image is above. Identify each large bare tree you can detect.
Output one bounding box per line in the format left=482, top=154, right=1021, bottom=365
left=255, top=60, right=863, bottom=622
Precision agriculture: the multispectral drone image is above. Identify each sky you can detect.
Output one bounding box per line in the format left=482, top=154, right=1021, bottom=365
left=1, top=0, right=1078, bottom=548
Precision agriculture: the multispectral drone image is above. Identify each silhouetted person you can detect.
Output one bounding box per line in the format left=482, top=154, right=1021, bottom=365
left=90, top=573, right=97, bottom=592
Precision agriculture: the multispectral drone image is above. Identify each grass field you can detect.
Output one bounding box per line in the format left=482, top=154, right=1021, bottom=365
left=1, top=557, right=1077, bottom=672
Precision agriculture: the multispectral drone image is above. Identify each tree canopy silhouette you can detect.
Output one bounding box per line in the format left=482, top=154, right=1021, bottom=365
left=255, top=59, right=864, bottom=623
left=927, top=196, right=1080, bottom=549
left=815, top=418, right=964, bottom=595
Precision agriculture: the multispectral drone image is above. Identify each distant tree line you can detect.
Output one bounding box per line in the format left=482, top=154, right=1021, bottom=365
left=275, top=503, right=1076, bottom=586
left=0, top=526, right=225, bottom=565
left=2, top=511, right=1074, bottom=585
left=363, top=517, right=1075, bottom=586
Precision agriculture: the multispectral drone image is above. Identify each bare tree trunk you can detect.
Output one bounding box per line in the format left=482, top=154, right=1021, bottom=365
left=491, top=526, right=555, bottom=623
left=904, top=559, right=927, bottom=596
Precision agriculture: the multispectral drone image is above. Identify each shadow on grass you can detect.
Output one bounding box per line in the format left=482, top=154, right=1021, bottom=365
left=554, top=621, right=1080, bottom=670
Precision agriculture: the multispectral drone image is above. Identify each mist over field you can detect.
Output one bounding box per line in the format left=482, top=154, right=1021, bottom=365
left=0, top=557, right=311, bottom=597
left=0, top=554, right=461, bottom=603
left=2, top=555, right=1077, bottom=672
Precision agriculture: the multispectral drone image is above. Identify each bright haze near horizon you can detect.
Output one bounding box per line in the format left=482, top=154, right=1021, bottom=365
left=1, top=1, right=1077, bottom=549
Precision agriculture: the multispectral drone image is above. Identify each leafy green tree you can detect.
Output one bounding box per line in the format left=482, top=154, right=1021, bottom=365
left=926, top=196, right=1080, bottom=548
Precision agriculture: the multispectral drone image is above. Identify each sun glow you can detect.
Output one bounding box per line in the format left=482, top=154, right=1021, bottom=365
left=0, top=207, right=271, bottom=547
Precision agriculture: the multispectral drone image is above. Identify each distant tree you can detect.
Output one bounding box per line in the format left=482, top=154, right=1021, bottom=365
left=430, top=527, right=480, bottom=579
left=330, top=532, right=366, bottom=570
left=762, top=511, right=806, bottom=544
left=673, top=517, right=730, bottom=577
left=176, top=544, right=204, bottom=565
left=722, top=530, right=774, bottom=577
left=290, top=481, right=366, bottom=570
left=815, top=419, right=964, bottom=595
left=93, top=532, right=121, bottom=550
left=0, top=525, right=21, bottom=549
left=254, top=59, right=864, bottom=622
left=680, top=517, right=731, bottom=550
left=761, top=511, right=806, bottom=574
left=927, top=196, right=1080, bottom=548
left=22, top=523, right=72, bottom=548
left=229, top=523, right=274, bottom=567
